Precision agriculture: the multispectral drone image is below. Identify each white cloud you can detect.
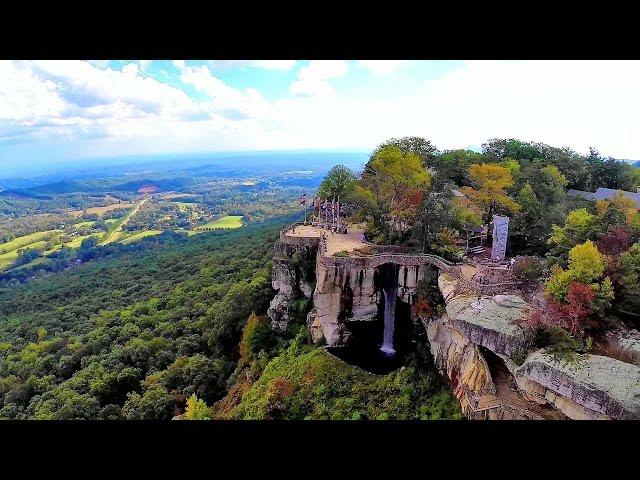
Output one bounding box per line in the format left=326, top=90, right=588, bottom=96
left=88, top=60, right=110, bottom=69
left=357, top=60, right=408, bottom=75
left=250, top=60, right=296, bottom=70
left=179, top=64, right=269, bottom=120
left=2, top=60, right=640, bottom=161
left=297, top=60, right=349, bottom=81
left=290, top=60, right=349, bottom=98
left=137, top=60, right=152, bottom=71
left=208, top=60, right=296, bottom=71
left=172, top=60, right=186, bottom=69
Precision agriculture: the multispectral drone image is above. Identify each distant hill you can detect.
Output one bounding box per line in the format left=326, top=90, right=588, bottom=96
left=0, top=189, right=52, bottom=200
left=6, top=177, right=197, bottom=197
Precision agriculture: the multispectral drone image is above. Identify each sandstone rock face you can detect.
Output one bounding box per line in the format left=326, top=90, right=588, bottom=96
left=515, top=351, right=640, bottom=420
left=309, top=259, right=434, bottom=346
left=426, top=315, right=495, bottom=418
left=310, top=261, right=377, bottom=346
left=267, top=238, right=318, bottom=331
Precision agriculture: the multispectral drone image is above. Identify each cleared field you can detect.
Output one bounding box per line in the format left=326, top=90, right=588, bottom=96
left=101, top=198, right=149, bottom=245
left=69, top=202, right=135, bottom=217
left=0, top=240, right=48, bottom=270
left=0, top=230, right=57, bottom=255
left=196, top=215, right=244, bottom=230
left=73, top=220, right=96, bottom=228
left=44, top=235, right=94, bottom=255
left=7, top=257, right=50, bottom=272
left=119, top=230, right=163, bottom=245
left=173, top=202, right=195, bottom=212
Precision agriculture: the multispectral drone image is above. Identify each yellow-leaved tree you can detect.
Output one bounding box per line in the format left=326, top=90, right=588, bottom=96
left=184, top=394, right=211, bottom=420
left=461, top=163, right=520, bottom=225
left=358, top=145, right=431, bottom=238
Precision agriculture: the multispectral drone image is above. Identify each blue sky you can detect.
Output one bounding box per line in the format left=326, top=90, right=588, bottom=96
left=1, top=60, right=639, bottom=170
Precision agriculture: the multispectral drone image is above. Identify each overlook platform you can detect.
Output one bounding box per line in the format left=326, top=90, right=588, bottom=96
left=282, top=223, right=367, bottom=256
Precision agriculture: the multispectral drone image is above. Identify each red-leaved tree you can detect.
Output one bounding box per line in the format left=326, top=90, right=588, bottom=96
left=597, top=225, right=633, bottom=256
left=523, top=282, right=595, bottom=336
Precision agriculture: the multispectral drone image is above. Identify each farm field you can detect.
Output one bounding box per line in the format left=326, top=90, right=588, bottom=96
left=0, top=241, right=49, bottom=270
left=119, top=230, right=163, bottom=245
left=0, top=230, right=57, bottom=255
left=43, top=235, right=94, bottom=255
left=7, top=256, right=50, bottom=272
left=196, top=215, right=244, bottom=230
left=69, top=202, right=135, bottom=217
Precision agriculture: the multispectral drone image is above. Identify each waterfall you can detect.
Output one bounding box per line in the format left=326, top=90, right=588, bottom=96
left=380, top=286, right=396, bottom=356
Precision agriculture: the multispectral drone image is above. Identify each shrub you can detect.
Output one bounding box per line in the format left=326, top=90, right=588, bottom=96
left=333, top=250, right=350, bottom=257
left=239, top=313, right=281, bottom=363
left=184, top=394, right=211, bottom=420
left=543, top=326, right=592, bottom=365
left=354, top=246, right=375, bottom=256
left=512, top=256, right=546, bottom=289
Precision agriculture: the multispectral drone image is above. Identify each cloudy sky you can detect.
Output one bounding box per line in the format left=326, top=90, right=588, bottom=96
left=1, top=60, right=639, bottom=167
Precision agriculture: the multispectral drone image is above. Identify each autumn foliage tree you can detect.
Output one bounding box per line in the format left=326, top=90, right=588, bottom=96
left=357, top=145, right=431, bottom=241
left=461, top=163, right=519, bottom=225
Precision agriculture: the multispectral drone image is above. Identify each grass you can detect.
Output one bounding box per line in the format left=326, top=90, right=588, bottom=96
left=173, top=202, right=196, bottom=212
left=196, top=215, right=244, bottom=230
left=0, top=240, right=49, bottom=270
left=7, top=257, right=50, bottom=272
left=0, top=230, right=57, bottom=255
left=43, top=235, right=94, bottom=255
left=119, top=230, right=164, bottom=245
left=73, top=220, right=96, bottom=228
left=70, top=202, right=135, bottom=217
left=100, top=199, right=148, bottom=245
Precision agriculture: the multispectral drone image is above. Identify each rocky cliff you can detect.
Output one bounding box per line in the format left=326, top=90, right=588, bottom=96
left=269, top=225, right=640, bottom=420
left=267, top=231, right=319, bottom=330
left=427, top=278, right=640, bottom=420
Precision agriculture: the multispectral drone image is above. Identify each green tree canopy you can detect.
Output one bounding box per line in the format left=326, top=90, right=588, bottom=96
left=317, top=165, right=357, bottom=201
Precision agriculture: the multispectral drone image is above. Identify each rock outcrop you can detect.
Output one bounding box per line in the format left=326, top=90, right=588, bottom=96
left=515, top=351, right=640, bottom=420
left=429, top=282, right=640, bottom=420
left=269, top=224, right=640, bottom=420
left=267, top=231, right=319, bottom=331
left=445, top=294, right=530, bottom=358
left=426, top=315, right=495, bottom=418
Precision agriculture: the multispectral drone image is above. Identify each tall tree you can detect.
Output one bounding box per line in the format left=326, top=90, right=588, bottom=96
left=461, top=163, right=519, bottom=225
left=317, top=165, right=357, bottom=201
left=357, top=145, right=430, bottom=241
left=372, top=137, right=438, bottom=168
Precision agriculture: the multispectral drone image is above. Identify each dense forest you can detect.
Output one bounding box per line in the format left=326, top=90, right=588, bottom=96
left=0, top=218, right=286, bottom=419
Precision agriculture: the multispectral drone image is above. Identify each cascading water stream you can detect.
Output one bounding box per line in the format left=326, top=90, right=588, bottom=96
left=380, top=286, right=396, bottom=356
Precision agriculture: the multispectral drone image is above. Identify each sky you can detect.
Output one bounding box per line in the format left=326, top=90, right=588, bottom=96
left=1, top=60, right=640, bottom=170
